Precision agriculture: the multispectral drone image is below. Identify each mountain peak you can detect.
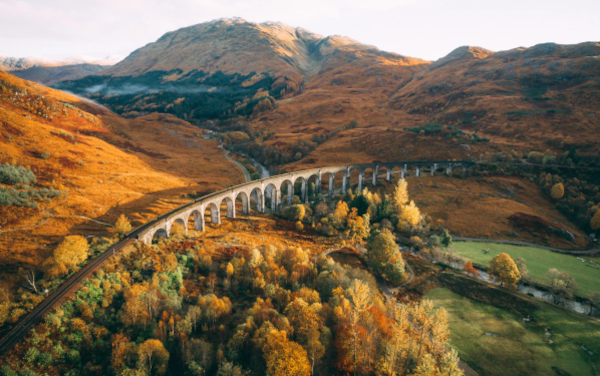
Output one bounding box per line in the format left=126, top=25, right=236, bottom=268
left=432, top=45, right=494, bottom=68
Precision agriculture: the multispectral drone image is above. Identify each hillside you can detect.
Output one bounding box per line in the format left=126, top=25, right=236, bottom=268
left=55, top=20, right=600, bottom=171
left=0, top=70, right=242, bottom=294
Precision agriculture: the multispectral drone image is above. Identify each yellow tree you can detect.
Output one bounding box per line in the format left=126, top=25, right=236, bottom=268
left=344, top=208, right=370, bottom=243
left=121, top=283, right=151, bottom=327
left=114, top=214, right=132, bottom=238
left=550, top=183, right=564, bottom=200
left=392, top=179, right=409, bottom=215
left=46, top=235, right=89, bottom=277
left=333, top=201, right=350, bottom=227
left=488, top=253, right=521, bottom=288
left=137, top=339, right=170, bottom=375
left=400, top=200, right=421, bottom=228
left=263, top=330, right=311, bottom=376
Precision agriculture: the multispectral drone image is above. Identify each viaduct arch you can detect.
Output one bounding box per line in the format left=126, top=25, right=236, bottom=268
left=138, top=161, right=474, bottom=244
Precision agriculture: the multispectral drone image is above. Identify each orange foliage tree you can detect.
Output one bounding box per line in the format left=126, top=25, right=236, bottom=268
left=488, top=253, right=521, bottom=288
left=263, top=330, right=311, bottom=376
left=463, top=261, right=480, bottom=276
left=45, top=235, right=89, bottom=277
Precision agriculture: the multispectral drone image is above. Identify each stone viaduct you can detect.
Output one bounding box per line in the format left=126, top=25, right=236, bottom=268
left=137, top=161, right=474, bottom=244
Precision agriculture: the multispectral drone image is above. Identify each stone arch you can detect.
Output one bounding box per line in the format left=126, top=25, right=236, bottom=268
left=320, top=172, right=334, bottom=198
left=420, top=164, right=432, bottom=177
left=250, top=187, right=264, bottom=212
left=363, top=167, right=375, bottom=188
left=235, top=191, right=249, bottom=215
left=434, top=163, right=447, bottom=176
left=188, top=209, right=203, bottom=231
left=306, top=174, right=320, bottom=202
left=280, top=179, right=294, bottom=206
left=171, top=218, right=186, bottom=235
left=347, top=167, right=361, bottom=193
left=377, top=166, right=391, bottom=183
left=391, top=165, right=404, bottom=181
left=204, top=202, right=220, bottom=226
left=293, top=176, right=307, bottom=203
left=221, top=196, right=235, bottom=218
left=264, top=183, right=278, bottom=212
left=152, top=228, right=168, bottom=244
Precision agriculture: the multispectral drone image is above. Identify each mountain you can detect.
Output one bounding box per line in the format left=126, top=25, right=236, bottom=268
left=56, top=18, right=428, bottom=122
left=56, top=19, right=600, bottom=170
left=0, top=56, right=118, bottom=85
left=0, top=70, right=242, bottom=290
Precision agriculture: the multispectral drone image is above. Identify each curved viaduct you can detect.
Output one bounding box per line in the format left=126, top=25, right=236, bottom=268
left=138, top=161, right=473, bottom=244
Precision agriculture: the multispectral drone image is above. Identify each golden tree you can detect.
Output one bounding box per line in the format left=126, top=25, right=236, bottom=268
left=137, top=339, right=169, bottom=375
left=392, top=179, right=409, bottom=215
left=46, top=235, right=89, bottom=277
left=333, top=201, right=350, bottom=227
left=400, top=200, right=421, bottom=227
left=550, top=183, right=565, bottom=200
left=591, top=209, right=600, bottom=230
left=114, top=214, right=132, bottom=237
left=344, top=208, right=370, bottom=243
left=488, top=253, right=521, bottom=288
left=263, top=330, right=311, bottom=376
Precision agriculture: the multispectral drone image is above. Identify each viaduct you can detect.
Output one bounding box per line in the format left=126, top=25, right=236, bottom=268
left=138, top=161, right=473, bottom=244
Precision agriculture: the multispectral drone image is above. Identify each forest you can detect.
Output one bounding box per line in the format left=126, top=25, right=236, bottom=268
left=0, top=181, right=464, bottom=376
left=55, top=69, right=294, bottom=122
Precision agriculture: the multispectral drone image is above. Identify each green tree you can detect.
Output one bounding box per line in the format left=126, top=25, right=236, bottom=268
left=368, top=229, right=405, bottom=284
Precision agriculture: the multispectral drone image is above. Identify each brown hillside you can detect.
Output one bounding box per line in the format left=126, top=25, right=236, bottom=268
left=0, top=71, right=242, bottom=292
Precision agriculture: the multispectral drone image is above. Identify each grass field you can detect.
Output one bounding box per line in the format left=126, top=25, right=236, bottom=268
left=425, top=288, right=600, bottom=376
left=452, top=241, right=600, bottom=298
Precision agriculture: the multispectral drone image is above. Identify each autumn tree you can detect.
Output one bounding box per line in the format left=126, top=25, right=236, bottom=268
left=462, top=261, right=480, bottom=276
left=330, top=200, right=349, bottom=228
left=368, top=229, right=405, bottom=284
left=514, top=256, right=529, bottom=281
left=114, top=214, right=132, bottom=238
left=138, top=339, right=169, bottom=375
left=283, top=204, right=305, bottom=221
left=591, top=209, right=600, bottom=230
left=344, top=208, right=370, bottom=243
left=45, top=235, right=89, bottom=277
left=392, top=179, right=409, bottom=214
left=550, top=183, right=565, bottom=200
left=262, top=330, right=311, bottom=376
left=547, top=268, right=578, bottom=304
left=488, top=253, right=521, bottom=288
left=400, top=200, right=421, bottom=228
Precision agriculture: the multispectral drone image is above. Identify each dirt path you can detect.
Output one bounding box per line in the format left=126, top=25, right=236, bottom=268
left=454, top=237, right=600, bottom=255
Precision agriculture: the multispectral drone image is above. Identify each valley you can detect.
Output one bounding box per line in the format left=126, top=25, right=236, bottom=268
left=0, top=15, right=599, bottom=376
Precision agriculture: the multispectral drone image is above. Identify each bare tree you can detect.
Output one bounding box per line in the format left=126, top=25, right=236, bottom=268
left=22, top=268, right=38, bottom=294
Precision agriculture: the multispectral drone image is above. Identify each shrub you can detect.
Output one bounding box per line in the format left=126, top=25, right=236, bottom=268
left=0, top=164, right=37, bottom=185
left=282, top=205, right=305, bottom=221
left=40, top=152, right=51, bottom=159
left=36, top=352, right=53, bottom=366
left=295, top=221, right=304, bottom=232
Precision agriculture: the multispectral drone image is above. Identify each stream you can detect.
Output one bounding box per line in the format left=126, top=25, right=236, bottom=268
left=418, top=254, right=597, bottom=316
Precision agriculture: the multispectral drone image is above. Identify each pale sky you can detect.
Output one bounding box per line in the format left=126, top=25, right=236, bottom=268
left=1, top=0, right=598, bottom=62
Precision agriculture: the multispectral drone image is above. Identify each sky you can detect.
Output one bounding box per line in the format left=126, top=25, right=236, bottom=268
left=1, top=0, right=598, bottom=62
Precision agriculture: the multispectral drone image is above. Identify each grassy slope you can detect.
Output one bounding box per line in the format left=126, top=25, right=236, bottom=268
left=452, top=241, right=599, bottom=298
left=0, top=71, right=242, bottom=293
left=425, top=287, right=600, bottom=376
